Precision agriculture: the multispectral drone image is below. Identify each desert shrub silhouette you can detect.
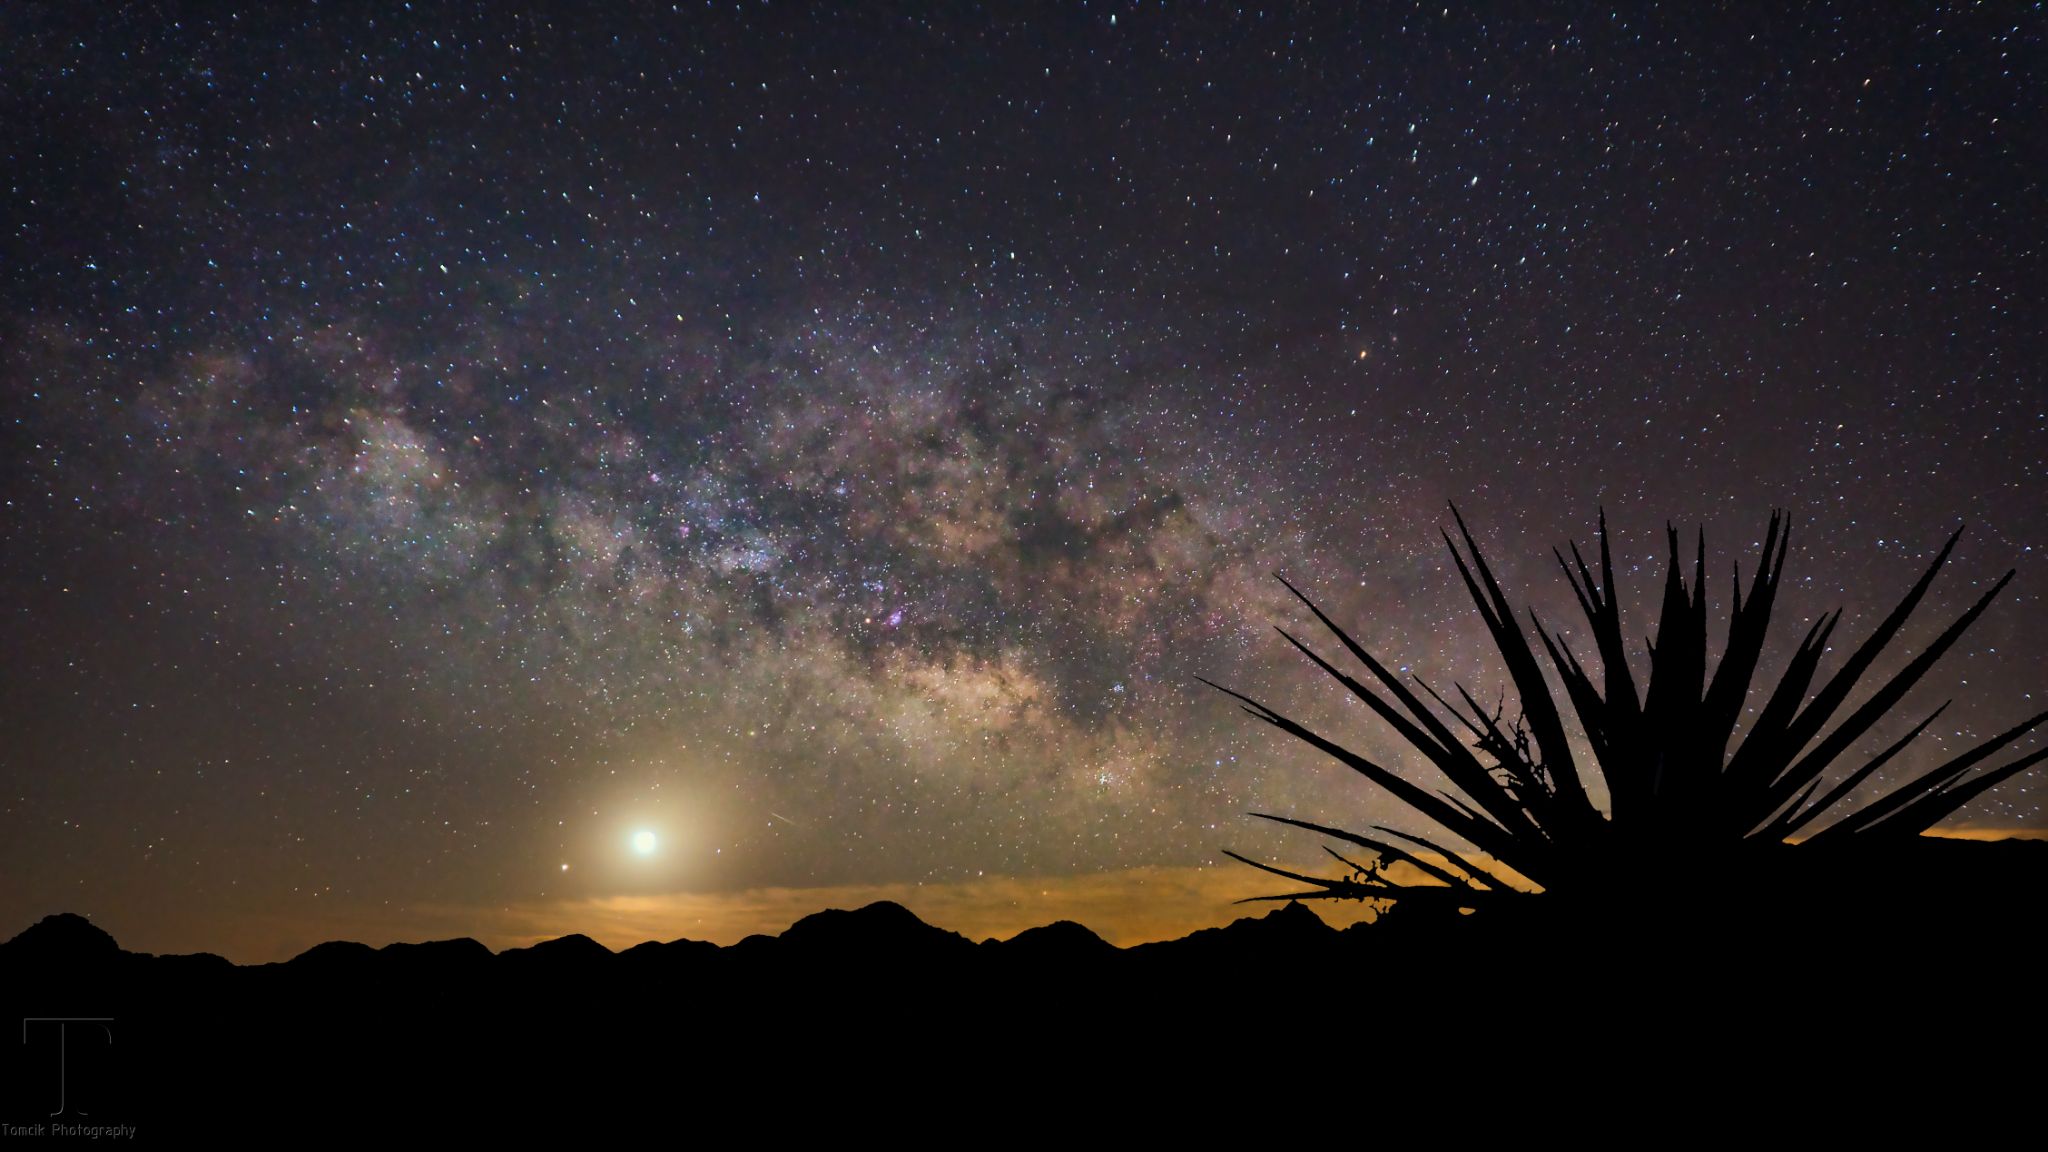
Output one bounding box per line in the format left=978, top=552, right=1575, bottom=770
left=1207, top=508, right=2047, bottom=915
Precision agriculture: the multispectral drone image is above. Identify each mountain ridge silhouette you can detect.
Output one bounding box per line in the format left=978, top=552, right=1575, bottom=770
left=4, top=838, right=2042, bottom=1132
left=8, top=837, right=2047, bottom=971
left=0, top=895, right=1401, bottom=978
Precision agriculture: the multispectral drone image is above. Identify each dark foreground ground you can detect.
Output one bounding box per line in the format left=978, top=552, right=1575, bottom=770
left=3, top=838, right=2042, bottom=1137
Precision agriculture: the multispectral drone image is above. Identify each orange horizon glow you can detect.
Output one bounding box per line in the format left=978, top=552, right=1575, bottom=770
left=37, top=825, right=2043, bottom=964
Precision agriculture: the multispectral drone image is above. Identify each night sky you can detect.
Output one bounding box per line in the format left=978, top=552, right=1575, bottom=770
left=4, top=4, right=2043, bottom=960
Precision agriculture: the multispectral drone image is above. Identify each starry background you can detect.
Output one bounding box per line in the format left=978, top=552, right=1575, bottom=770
left=3, top=3, right=2043, bottom=959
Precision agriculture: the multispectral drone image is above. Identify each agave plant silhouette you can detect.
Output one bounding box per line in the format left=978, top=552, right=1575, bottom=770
left=1206, top=509, right=2047, bottom=911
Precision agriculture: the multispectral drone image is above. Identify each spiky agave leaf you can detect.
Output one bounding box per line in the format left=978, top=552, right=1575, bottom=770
left=1213, top=508, right=2041, bottom=907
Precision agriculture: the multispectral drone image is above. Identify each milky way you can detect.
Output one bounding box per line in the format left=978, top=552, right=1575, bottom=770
left=3, top=5, right=2043, bottom=956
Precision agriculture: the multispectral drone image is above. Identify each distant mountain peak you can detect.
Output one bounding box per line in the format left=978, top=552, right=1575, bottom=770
left=3, top=911, right=119, bottom=959
left=1000, top=919, right=1115, bottom=951
left=499, top=932, right=615, bottom=967
left=530, top=932, right=611, bottom=954
left=1263, top=900, right=1327, bottom=928
left=780, top=900, right=974, bottom=953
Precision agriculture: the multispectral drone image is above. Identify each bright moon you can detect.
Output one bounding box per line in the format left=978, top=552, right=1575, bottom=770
left=631, top=830, right=658, bottom=856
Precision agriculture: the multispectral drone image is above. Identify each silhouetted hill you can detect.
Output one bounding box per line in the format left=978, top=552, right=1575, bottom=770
left=618, top=937, right=720, bottom=968
left=1, top=911, right=118, bottom=964
left=498, top=931, right=613, bottom=972
left=778, top=899, right=977, bottom=957
left=285, top=938, right=377, bottom=969
left=377, top=936, right=494, bottom=980
left=993, top=919, right=1117, bottom=960
left=725, top=931, right=781, bottom=961
left=139, top=950, right=235, bottom=977
left=1148, top=895, right=1336, bottom=950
